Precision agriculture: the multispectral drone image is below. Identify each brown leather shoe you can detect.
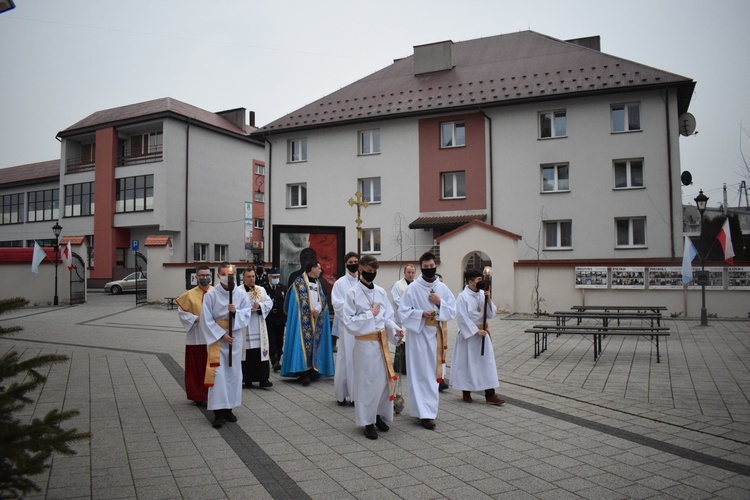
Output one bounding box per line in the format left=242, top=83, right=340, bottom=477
left=485, top=395, right=505, bottom=405
left=421, top=418, right=436, bottom=430
left=462, top=394, right=474, bottom=403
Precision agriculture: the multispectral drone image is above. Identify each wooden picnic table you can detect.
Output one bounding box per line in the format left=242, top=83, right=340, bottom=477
left=552, top=310, right=664, bottom=327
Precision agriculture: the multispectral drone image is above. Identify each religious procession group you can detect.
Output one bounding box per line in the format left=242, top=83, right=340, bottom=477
left=175, top=251, right=503, bottom=439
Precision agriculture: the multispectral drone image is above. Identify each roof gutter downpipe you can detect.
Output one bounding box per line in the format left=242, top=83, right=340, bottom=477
left=665, top=89, right=676, bottom=258
left=185, top=119, right=191, bottom=261
left=264, top=136, right=273, bottom=260
left=479, top=109, right=494, bottom=225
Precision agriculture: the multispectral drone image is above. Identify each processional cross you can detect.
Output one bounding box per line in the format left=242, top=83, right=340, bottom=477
left=348, top=191, right=369, bottom=256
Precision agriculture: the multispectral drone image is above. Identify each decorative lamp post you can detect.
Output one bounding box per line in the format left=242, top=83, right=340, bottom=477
left=52, top=221, right=62, bottom=306
left=694, top=190, right=709, bottom=326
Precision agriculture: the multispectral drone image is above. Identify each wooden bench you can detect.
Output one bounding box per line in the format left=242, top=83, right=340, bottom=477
left=165, top=297, right=177, bottom=310
left=571, top=305, right=667, bottom=314
left=552, top=310, right=664, bottom=327
left=525, top=323, right=670, bottom=362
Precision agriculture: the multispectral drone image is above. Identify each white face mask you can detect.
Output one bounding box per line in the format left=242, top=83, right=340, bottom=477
left=270, top=278, right=280, bottom=285
left=219, top=276, right=229, bottom=287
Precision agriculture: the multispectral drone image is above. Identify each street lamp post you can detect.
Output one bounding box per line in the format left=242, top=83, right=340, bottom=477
left=52, top=221, right=62, bottom=306
left=694, top=190, right=709, bottom=326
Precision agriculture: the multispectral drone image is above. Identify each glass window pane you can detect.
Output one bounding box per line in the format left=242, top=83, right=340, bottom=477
left=542, top=167, right=555, bottom=191
left=373, top=178, right=381, bottom=202
left=300, top=139, right=307, bottom=160
left=614, top=162, right=627, bottom=188
left=633, top=219, right=645, bottom=245
left=456, top=172, right=466, bottom=197
left=545, top=223, right=557, bottom=247
left=612, top=107, right=625, bottom=132
left=291, top=186, right=299, bottom=206
left=441, top=123, right=453, bottom=147
left=554, top=112, right=566, bottom=136
left=628, top=105, right=640, bottom=130
left=561, top=221, right=572, bottom=247
left=361, top=132, right=370, bottom=154
left=616, top=220, right=629, bottom=245
left=455, top=123, right=465, bottom=146
left=372, top=130, right=380, bottom=152
left=631, top=161, right=643, bottom=186
left=443, top=174, right=453, bottom=198
left=300, top=185, right=307, bottom=205
left=540, top=113, right=551, bottom=138
left=558, top=165, right=570, bottom=190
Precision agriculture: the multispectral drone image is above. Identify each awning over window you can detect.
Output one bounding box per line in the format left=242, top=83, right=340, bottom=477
left=409, top=214, right=486, bottom=229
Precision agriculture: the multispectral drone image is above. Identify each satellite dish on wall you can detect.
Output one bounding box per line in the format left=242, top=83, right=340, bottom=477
left=679, top=113, right=697, bottom=136
left=681, top=171, right=693, bottom=186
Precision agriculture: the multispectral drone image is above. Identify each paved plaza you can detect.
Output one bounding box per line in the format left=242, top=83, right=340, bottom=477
left=2, top=292, right=750, bottom=499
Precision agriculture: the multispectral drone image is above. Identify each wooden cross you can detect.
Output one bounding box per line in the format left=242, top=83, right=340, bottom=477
left=348, top=191, right=369, bottom=256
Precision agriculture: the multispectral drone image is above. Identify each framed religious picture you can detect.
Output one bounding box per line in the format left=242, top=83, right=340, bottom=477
left=272, top=225, right=346, bottom=302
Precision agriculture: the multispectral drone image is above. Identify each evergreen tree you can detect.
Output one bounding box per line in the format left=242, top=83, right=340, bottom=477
left=0, top=298, right=90, bottom=498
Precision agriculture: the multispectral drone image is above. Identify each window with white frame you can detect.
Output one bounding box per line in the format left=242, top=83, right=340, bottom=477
left=254, top=219, right=265, bottom=230
left=194, top=243, right=209, bottom=261
left=539, top=110, right=567, bottom=138
left=611, top=103, right=641, bottom=132
left=544, top=220, right=572, bottom=249
left=254, top=191, right=265, bottom=203
left=288, top=138, right=307, bottom=162
left=359, top=129, right=380, bottom=155
left=254, top=163, right=265, bottom=175
left=214, top=244, right=228, bottom=262
left=358, top=177, right=381, bottom=203
left=541, top=163, right=570, bottom=192
left=288, top=183, right=307, bottom=208
left=362, top=228, right=381, bottom=253
left=441, top=171, right=466, bottom=199
left=616, top=217, right=646, bottom=248
left=441, top=122, right=465, bottom=148
left=614, top=159, right=644, bottom=189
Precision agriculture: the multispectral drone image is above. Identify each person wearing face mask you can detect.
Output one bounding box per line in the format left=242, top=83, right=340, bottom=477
left=263, top=267, right=287, bottom=372
left=332, top=251, right=360, bottom=406
left=281, top=259, right=335, bottom=386
left=175, top=265, right=213, bottom=407
left=398, top=252, right=457, bottom=430
left=199, top=262, right=254, bottom=428
left=449, top=268, right=504, bottom=405
left=343, top=255, right=403, bottom=439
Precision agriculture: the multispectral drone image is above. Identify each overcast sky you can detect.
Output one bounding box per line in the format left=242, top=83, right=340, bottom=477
left=1, top=0, right=748, bottom=208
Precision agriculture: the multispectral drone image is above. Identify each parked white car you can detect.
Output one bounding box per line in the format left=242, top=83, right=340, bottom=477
left=104, top=272, right=147, bottom=294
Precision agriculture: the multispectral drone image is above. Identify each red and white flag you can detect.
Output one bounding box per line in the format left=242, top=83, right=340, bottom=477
left=62, top=241, right=73, bottom=271
left=716, top=218, right=735, bottom=265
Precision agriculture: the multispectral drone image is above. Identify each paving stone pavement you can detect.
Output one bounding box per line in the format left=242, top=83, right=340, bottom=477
left=2, top=293, right=749, bottom=499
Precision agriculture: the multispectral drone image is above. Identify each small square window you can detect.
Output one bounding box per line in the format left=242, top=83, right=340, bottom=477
left=288, top=183, right=307, bottom=208
left=359, top=130, right=380, bottom=155
left=611, top=104, right=641, bottom=132
left=362, top=228, right=381, bottom=253
left=441, top=171, right=466, bottom=199
left=441, top=122, right=465, bottom=148
left=288, top=138, right=307, bottom=162
left=539, top=110, right=567, bottom=138
left=615, top=217, right=646, bottom=248
left=254, top=219, right=265, bottom=230
left=214, top=244, right=228, bottom=262
left=541, top=164, right=570, bottom=192
left=614, top=159, right=644, bottom=189
left=194, top=243, right=209, bottom=261
left=254, top=163, right=265, bottom=175
left=358, top=177, right=381, bottom=203
left=544, top=221, right=572, bottom=249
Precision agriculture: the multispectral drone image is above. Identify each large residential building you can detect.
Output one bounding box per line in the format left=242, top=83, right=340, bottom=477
left=0, top=98, right=265, bottom=284
left=253, top=31, right=696, bottom=294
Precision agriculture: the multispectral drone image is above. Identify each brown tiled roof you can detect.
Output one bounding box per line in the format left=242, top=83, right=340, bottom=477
left=409, top=213, right=486, bottom=229
left=257, top=31, right=694, bottom=134
left=58, top=97, right=256, bottom=138
left=436, top=219, right=522, bottom=242
left=145, top=235, right=172, bottom=247
left=60, top=236, right=86, bottom=245
left=0, top=159, right=60, bottom=187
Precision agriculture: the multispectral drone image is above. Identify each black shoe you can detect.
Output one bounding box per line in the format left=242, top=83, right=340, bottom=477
left=375, top=415, right=390, bottom=432
left=364, top=424, right=378, bottom=440
left=337, top=399, right=348, bottom=407
left=439, top=381, right=449, bottom=392
left=300, top=376, right=310, bottom=386
left=244, top=382, right=253, bottom=389
left=272, top=361, right=281, bottom=372
left=212, top=411, right=225, bottom=429
left=259, top=380, right=273, bottom=389
left=420, top=418, right=436, bottom=430
left=194, top=401, right=207, bottom=407
left=225, top=410, right=237, bottom=423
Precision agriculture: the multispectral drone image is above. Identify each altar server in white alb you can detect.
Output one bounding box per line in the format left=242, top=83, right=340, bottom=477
left=398, top=251, right=456, bottom=430
left=200, top=262, right=253, bottom=429
left=332, top=251, right=360, bottom=406
left=450, top=268, right=504, bottom=405
left=343, top=255, right=403, bottom=440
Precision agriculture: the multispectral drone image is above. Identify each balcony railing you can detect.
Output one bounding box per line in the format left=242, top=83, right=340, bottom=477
left=117, top=144, right=163, bottom=166
left=66, top=157, right=95, bottom=174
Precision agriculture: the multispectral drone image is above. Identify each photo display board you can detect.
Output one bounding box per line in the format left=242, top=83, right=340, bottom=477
left=611, top=267, right=646, bottom=289
left=687, top=266, right=724, bottom=290
left=647, top=267, right=684, bottom=289
left=575, top=267, right=608, bottom=288
left=727, top=267, right=750, bottom=290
